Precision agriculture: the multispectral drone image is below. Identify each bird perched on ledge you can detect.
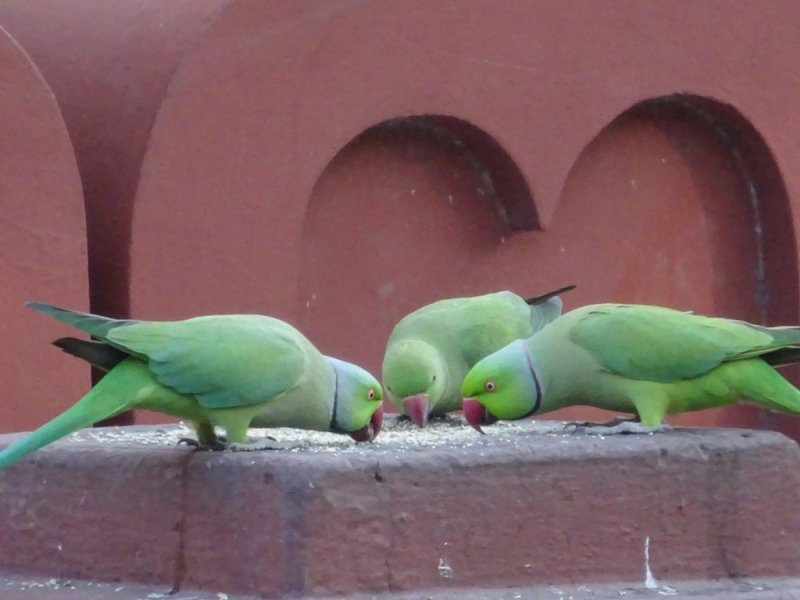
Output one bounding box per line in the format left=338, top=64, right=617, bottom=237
left=461, top=303, right=800, bottom=435
left=0, top=303, right=384, bottom=470
left=382, top=284, right=575, bottom=428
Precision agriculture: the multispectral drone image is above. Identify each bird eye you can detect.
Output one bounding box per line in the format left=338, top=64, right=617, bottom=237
left=367, top=388, right=377, bottom=400
left=484, top=380, right=497, bottom=393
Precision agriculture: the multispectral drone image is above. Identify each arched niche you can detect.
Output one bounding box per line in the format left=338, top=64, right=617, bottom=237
left=0, top=26, right=89, bottom=433
left=536, top=94, right=800, bottom=435
left=296, top=115, right=541, bottom=378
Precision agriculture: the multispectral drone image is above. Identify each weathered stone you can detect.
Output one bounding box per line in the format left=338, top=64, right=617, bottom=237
left=1, top=423, right=798, bottom=597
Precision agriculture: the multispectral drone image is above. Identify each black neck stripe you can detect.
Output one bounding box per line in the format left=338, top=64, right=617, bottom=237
left=329, top=366, right=340, bottom=432
left=519, top=340, right=542, bottom=418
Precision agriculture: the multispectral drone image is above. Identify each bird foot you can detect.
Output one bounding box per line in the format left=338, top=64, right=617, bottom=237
left=572, top=422, right=673, bottom=436
left=428, top=413, right=461, bottom=425
left=176, top=437, right=228, bottom=452
left=562, top=416, right=637, bottom=432
left=227, top=436, right=306, bottom=452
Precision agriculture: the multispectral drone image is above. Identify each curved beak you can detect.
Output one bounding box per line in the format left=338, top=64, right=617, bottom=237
left=462, top=398, right=498, bottom=433
left=349, top=403, right=384, bottom=443
left=402, top=394, right=430, bottom=428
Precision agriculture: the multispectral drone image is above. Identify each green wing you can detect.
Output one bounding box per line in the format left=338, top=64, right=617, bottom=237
left=392, top=292, right=532, bottom=364
left=106, top=315, right=308, bottom=408
left=27, top=303, right=308, bottom=409
left=459, top=316, right=528, bottom=367
left=569, top=304, right=795, bottom=383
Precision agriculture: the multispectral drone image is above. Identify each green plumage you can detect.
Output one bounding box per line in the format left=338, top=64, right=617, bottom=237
left=0, top=303, right=383, bottom=469
left=462, top=303, right=800, bottom=429
left=382, top=285, right=574, bottom=422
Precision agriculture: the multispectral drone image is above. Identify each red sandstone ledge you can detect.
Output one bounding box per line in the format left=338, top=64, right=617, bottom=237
left=2, top=574, right=800, bottom=600
left=1, top=418, right=799, bottom=598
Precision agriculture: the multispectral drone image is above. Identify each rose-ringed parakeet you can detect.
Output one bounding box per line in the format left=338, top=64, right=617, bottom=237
left=0, top=303, right=384, bottom=469
left=461, top=303, right=800, bottom=435
left=382, top=285, right=575, bottom=427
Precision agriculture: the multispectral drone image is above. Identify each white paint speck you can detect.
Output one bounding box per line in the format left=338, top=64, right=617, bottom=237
left=644, top=536, right=677, bottom=595
left=437, top=558, right=454, bottom=579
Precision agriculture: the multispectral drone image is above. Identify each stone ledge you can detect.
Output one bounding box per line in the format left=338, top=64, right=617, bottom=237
left=1, top=419, right=799, bottom=598
left=2, top=575, right=800, bottom=600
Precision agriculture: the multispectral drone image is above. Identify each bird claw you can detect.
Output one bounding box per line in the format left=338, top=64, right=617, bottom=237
left=176, top=437, right=228, bottom=452
left=428, top=414, right=461, bottom=426
left=563, top=416, right=637, bottom=432
left=572, top=422, right=673, bottom=436
left=227, top=436, right=305, bottom=452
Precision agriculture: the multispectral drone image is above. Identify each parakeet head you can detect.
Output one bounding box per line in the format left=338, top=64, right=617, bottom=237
left=460, top=340, right=542, bottom=432
left=381, top=339, right=448, bottom=428
left=326, top=357, right=384, bottom=442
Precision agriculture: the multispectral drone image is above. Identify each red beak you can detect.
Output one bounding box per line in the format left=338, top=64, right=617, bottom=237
left=402, top=394, right=430, bottom=428
left=349, top=403, right=384, bottom=443
left=462, top=398, right=497, bottom=433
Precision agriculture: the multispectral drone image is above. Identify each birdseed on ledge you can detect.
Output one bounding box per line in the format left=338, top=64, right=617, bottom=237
left=61, top=414, right=572, bottom=454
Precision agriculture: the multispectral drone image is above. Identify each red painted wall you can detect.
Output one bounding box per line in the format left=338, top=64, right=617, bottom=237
left=1, top=1, right=799, bottom=439
left=0, top=25, right=88, bottom=432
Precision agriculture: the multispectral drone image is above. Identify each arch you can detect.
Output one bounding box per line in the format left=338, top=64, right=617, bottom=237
left=0, top=26, right=89, bottom=433
left=541, top=94, right=800, bottom=433
left=296, top=115, right=537, bottom=373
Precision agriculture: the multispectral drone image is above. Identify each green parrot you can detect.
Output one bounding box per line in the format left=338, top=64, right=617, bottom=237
left=461, top=303, right=800, bottom=435
left=381, top=285, right=576, bottom=427
left=0, top=303, right=384, bottom=470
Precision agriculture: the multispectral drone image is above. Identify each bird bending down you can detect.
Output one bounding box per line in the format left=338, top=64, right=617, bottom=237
left=382, top=285, right=575, bottom=427
left=461, top=303, right=800, bottom=435
left=0, top=303, right=384, bottom=470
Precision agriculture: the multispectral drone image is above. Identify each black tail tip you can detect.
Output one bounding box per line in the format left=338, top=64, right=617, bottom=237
left=525, top=284, right=577, bottom=305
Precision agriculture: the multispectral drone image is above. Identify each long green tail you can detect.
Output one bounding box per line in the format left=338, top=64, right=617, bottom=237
left=25, top=301, right=139, bottom=340
left=0, top=359, right=147, bottom=470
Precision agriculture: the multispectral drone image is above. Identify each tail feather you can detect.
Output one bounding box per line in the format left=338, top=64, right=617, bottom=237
left=766, top=325, right=800, bottom=349
left=745, top=361, right=800, bottom=415
left=525, top=285, right=575, bottom=333
left=25, top=302, right=139, bottom=341
left=762, top=346, right=800, bottom=368
left=53, top=337, right=129, bottom=372
left=0, top=360, right=145, bottom=470
left=524, top=284, right=576, bottom=306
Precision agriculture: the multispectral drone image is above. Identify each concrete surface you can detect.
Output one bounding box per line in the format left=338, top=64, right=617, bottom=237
left=3, top=574, right=800, bottom=600
left=1, top=419, right=798, bottom=597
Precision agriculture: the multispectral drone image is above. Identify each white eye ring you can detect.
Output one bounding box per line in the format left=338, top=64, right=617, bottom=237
left=367, top=388, right=377, bottom=400
left=484, top=380, right=497, bottom=393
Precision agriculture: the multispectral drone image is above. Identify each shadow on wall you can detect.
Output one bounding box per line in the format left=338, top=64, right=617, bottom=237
left=296, top=95, right=800, bottom=439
